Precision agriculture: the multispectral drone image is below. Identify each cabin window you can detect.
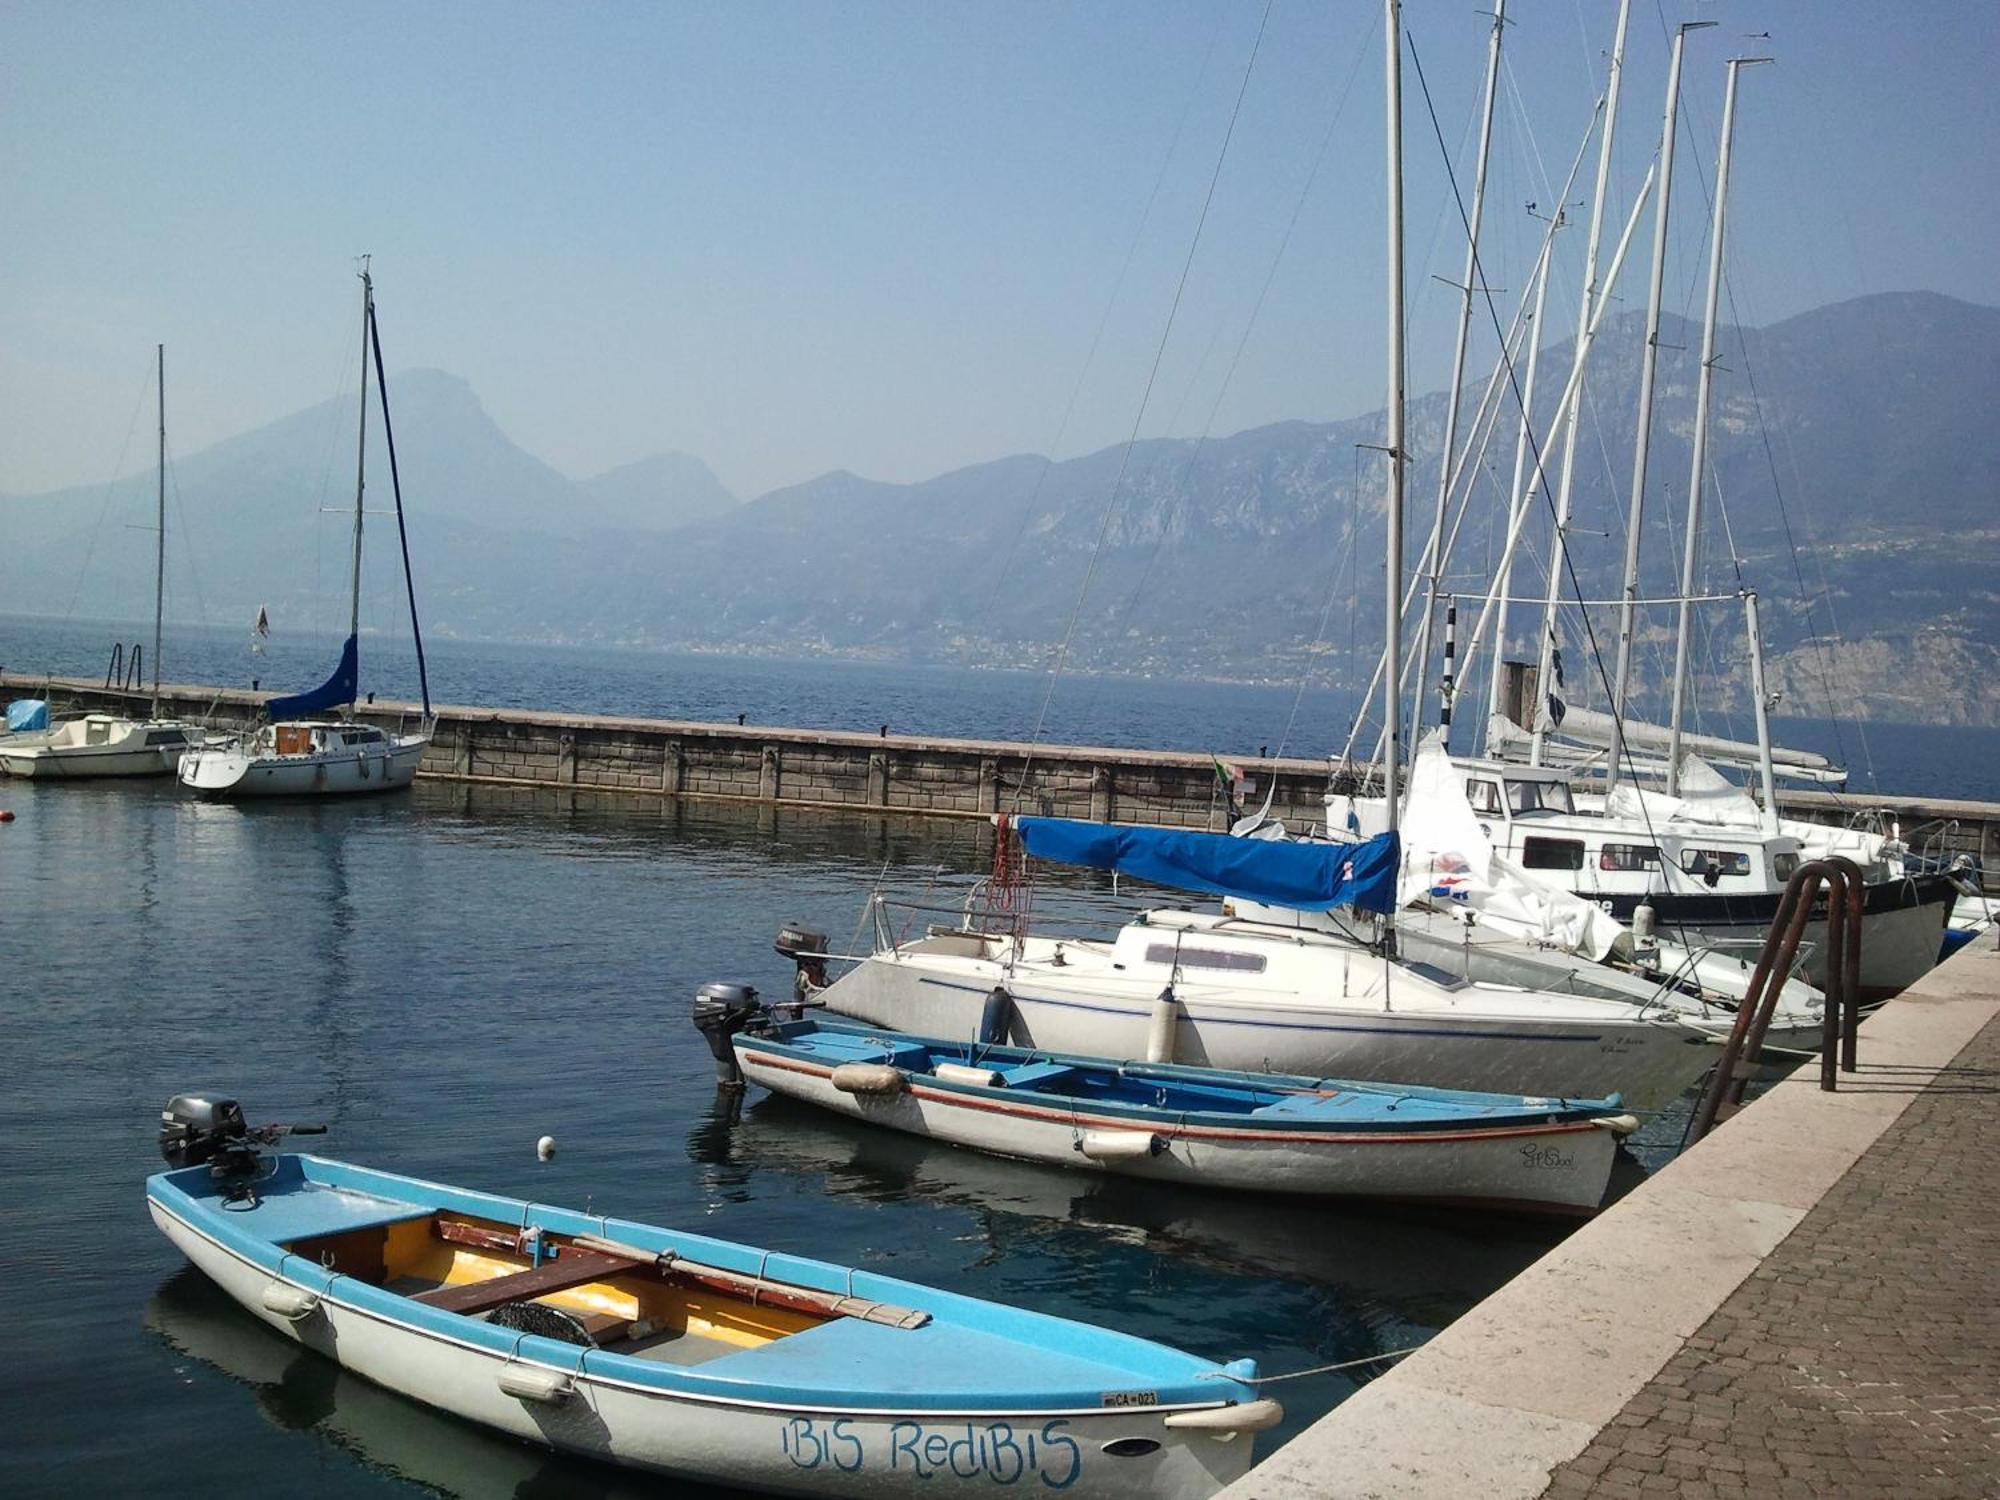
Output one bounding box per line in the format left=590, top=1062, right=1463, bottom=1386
left=1680, top=848, right=1751, bottom=878
left=1465, top=778, right=1502, bottom=815
left=346, top=728, right=384, bottom=745
left=1773, top=852, right=1799, bottom=881
left=1144, top=944, right=1268, bottom=974
left=1521, top=836, right=1586, bottom=871
left=1506, top=779, right=1574, bottom=815
left=1600, top=842, right=1663, bottom=873
left=145, top=729, right=188, bottom=746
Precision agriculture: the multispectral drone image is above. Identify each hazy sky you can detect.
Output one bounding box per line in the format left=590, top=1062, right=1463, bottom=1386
left=5, top=1, right=1996, bottom=502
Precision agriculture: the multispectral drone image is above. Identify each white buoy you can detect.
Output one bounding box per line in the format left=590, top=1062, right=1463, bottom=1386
left=536, top=1135, right=556, bottom=1161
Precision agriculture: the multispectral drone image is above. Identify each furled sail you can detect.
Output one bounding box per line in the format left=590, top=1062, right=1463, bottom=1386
left=1014, top=817, right=1400, bottom=914
left=1492, top=706, right=1844, bottom=783
left=265, top=634, right=357, bottom=720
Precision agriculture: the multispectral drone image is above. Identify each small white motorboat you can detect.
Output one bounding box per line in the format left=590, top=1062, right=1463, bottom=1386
left=149, top=1095, right=1279, bottom=1499
left=0, top=711, right=201, bottom=779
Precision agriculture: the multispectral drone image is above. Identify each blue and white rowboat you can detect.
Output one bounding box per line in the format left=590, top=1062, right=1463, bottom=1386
left=149, top=1147, right=1279, bottom=1498
left=733, top=1020, right=1636, bottom=1215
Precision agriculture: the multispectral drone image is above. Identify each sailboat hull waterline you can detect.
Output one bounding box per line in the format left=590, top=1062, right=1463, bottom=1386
left=150, top=1148, right=1274, bottom=1499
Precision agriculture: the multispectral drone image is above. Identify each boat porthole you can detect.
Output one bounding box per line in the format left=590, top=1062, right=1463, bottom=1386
left=1101, top=1438, right=1162, bottom=1459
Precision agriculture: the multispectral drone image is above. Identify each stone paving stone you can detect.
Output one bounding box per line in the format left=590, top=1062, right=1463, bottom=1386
left=1538, top=1010, right=2000, bottom=1499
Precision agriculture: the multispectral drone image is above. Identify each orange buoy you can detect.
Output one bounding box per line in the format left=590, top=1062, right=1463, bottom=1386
left=0, top=810, right=14, bottom=823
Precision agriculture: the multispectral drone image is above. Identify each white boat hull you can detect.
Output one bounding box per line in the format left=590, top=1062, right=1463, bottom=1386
left=816, top=954, right=1713, bottom=1113
left=152, top=1200, right=1257, bottom=1498
left=0, top=742, right=182, bottom=778
left=0, top=715, right=201, bottom=778
left=737, top=1048, right=1623, bottom=1214
left=179, top=734, right=425, bottom=798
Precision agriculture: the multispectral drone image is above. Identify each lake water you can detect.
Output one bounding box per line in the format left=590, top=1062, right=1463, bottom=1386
left=2, top=774, right=1576, bottom=1498
left=1, top=613, right=1990, bottom=1497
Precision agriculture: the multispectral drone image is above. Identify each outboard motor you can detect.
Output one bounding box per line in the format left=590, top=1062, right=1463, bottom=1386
left=159, top=1093, right=327, bottom=1203
left=692, top=982, right=766, bottom=1090
left=159, top=1092, right=251, bottom=1169
left=774, top=923, right=830, bottom=1004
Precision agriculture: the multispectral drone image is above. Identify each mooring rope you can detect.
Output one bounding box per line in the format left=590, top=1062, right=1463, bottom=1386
left=1199, top=1344, right=1425, bottom=1384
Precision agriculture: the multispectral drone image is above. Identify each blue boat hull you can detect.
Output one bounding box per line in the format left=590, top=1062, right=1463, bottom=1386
left=148, top=1154, right=1274, bottom=1497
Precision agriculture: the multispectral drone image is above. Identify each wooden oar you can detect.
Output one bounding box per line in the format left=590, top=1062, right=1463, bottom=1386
left=570, top=1232, right=930, bottom=1330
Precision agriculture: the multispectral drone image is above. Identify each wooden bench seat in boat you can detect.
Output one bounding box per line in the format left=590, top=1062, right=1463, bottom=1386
left=410, top=1248, right=631, bottom=1315
left=995, top=1061, right=1079, bottom=1091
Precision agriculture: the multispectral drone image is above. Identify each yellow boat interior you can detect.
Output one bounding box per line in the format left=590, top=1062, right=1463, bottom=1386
left=284, top=1210, right=835, bottom=1366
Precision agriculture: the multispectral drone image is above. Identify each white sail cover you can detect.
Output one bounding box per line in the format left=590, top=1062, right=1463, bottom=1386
left=1494, top=704, right=1844, bottom=783
left=1399, top=733, right=1628, bottom=961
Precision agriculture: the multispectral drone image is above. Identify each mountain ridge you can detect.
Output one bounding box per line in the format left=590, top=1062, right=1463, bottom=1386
left=3, top=290, right=1994, bottom=724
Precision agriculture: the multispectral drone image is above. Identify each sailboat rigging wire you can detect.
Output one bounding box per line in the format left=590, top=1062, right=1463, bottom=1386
left=1408, top=32, right=1699, bottom=955
left=163, top=441, right=212, bottom=630
left=59, top=367, right=151, bottom=631
left=367, top=301, right=431, bottom=719
left=971, top=9, right=1229, bottom=634
left=1017, top=0, right=1275, bottom=795
left=1111, top=19, right=1374, bottom=650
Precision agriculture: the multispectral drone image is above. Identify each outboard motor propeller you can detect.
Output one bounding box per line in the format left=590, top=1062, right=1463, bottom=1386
left=774, top=923, right=830, bottom=1005
left=159, top=1093, right=328, bottom=1204
left=692, top=983, right=766, bottom=1090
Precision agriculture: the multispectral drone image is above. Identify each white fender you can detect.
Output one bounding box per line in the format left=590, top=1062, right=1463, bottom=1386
left=497, top=1365, right=574, bottom=1404
left=1078, top=1129, right=1164, bottom=1161
left=1163, top=1398, right=1285, bottom=1433
left=933, top=1062, right=1003, bottom=1088
left=831, top=1063, right=907, bottom=1096
left=260, top=1282, right=320, bottom=1320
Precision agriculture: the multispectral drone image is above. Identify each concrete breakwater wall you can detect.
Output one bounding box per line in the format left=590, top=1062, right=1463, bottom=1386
left=10, top=672, right=1999, bottom=883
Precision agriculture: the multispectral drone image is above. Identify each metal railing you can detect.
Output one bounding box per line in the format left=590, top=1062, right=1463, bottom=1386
left=1687, top=855, right=1865, bottom=1143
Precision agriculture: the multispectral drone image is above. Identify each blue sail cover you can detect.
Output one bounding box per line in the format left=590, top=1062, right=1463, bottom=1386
left=266, top=634, right=358, bottom=720
left=7, top=699, right=49, bottom=732
left=1014, top=818, right=1400, bottom=915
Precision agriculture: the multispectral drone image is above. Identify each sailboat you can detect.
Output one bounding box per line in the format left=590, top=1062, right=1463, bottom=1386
left=1376, top=51, right=1953, bottom=999
left=796, top=0, right=1717, bottom=1114
left=0, top=347, right=207, bottom=779
left=179, top=264, right=433, bottom=799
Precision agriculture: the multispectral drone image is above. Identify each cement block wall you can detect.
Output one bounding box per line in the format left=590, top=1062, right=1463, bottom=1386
left=9, top=673, right=1996, bottom=882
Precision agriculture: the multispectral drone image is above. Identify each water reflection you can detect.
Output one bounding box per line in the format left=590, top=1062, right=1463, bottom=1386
left=145, top=1268, right=730, bottom=1500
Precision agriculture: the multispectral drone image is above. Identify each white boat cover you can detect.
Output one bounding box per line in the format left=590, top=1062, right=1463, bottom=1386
left=1399, top=733, right=1627, bottom=961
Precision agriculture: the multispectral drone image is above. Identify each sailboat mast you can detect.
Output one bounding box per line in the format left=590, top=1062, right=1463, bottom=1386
left=1665, top=58, right=1768, bottom=793
left=1744, top=590, right=1780, bottom=834
left=1481, top=227, right=1557, bottom=749
left=347, top=261, right=372, bottom=708
left=1412, top=0, right=1505, bottom=744
left=1608, top=21, right=1711, bottom=792
left=1530, top=0, right=1629, bottom=766
left=153, top=343, right=165, bottom=720
left=1382, top=0, right=1405, bottom=961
